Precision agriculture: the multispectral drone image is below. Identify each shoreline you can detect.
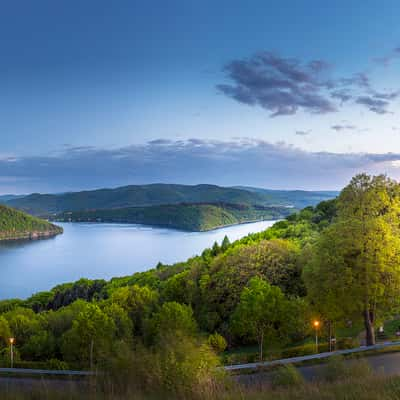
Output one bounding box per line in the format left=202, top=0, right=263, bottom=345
left=0, top=228, right=63, bottom=242
left=53, top=217, right=279, bottom=233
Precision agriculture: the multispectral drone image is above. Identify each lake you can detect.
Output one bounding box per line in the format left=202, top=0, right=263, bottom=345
left=0, top=220, right=277, bottom=299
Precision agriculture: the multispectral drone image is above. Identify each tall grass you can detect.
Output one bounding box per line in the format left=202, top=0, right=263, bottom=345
left=2, top=374, right=400, bottom=400
left=0, top=357, right=398, bottom=400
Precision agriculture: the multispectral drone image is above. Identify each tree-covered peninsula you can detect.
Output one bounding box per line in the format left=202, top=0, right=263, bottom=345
left=0, top=205, right=62, bottom=241
left=54, top=202, right=293, bottom=231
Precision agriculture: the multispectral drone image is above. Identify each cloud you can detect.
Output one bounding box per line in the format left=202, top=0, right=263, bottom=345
left=339, top=72, right=371, bottom=89
left=218, top=51, right=400, bottom=117
left=217, top=52, right=337, bottom=116
left=331, top=124, right=357, bottom=132
left=373, top=47, right=400, bottom=67
left=355, top=95, right=392, bottom=114
left=295, top=130, right=311, bottom=136
left=2, top=139, right=400, bottom=193
left=331, top=90, right=352, bottom=103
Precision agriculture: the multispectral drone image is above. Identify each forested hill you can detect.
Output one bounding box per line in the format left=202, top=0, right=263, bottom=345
left=0, top=205, right=63, bottom=241
left=4, top=183, right=337, bottom=216
left=5, top=184, right=271, bottom=216
left=54, top=203, right=292, bottom=231
left=234, top=186, right=338, bottom=208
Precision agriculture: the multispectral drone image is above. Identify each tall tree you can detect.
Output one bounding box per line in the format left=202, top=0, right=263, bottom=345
left=304, top=174, right=400, bottom=345
left=231, top=277, right=294, bottom=360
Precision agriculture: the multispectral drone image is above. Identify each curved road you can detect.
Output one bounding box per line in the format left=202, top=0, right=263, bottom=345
left=237, top=351, right=400, bottom=386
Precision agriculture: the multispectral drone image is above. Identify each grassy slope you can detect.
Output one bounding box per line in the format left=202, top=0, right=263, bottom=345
left=0, top=205, right=63, bottom=240
left=55, top=203, right=293, bottom=231
left=6, top=184, right=271, bottom=215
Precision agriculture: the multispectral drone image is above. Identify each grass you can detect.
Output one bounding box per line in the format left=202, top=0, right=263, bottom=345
left=2, top=370, right=400, bottom=399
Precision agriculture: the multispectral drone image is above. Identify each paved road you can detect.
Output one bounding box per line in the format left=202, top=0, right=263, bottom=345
left=0, top=375, right=89, bottom=392
left=236, top=351, right=400, bottom=386
left=225, top=340, right=400, bottom=371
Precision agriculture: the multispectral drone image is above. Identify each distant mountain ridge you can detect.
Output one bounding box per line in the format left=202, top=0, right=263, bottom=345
left=3, top=183, right=338, bottom=217
left=4, top=184, right=279, bottom=216
left=233, top=186, right=339, bottom=209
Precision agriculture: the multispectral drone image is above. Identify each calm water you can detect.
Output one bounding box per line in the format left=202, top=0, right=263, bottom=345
left=0, top=220, right=276, bottom=299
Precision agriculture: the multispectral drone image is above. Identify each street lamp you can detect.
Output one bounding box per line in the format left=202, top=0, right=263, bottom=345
left=313, top=320, right=320, bottom=353
left=9, top=338, right=14, bottom=368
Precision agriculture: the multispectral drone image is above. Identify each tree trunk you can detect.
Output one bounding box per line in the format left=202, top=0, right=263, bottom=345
left=363, top=309, right=375, bottom=346
left=259, top=331, right=264, bottom=361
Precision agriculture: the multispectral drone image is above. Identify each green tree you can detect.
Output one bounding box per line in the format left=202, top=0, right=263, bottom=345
left=111, top=285, right=158, bottom=336
left=0, top=316, right=11, bottom=346
left=220, top=235, right=231, bottom=252
left=211, top=241, right=220, bottom=256
left=102, top=302, right=133, bottom=341
left=304, top=174, right=400, bottom=346
left=231, top=277, right=293, bottom=360
left=61, top=303, right=116, bottom=367
left=200, top=238, right=303, bottom=332
left=152, top=302, right=197, bottom=341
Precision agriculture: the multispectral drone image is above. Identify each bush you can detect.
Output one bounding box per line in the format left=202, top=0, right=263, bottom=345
left=102, top=336, right=226, bottom=399
left=336, top=337, right=359, bottom=349
left=46, top=358, right=69, bottom=370
left=207, top=333, right=227, bottom=353
left=271, top=364, right=304, bottom=388
left=280, top=343, right=329, bottom=358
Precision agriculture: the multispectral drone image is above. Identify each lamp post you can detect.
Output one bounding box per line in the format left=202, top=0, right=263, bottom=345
left=9, top=338, right=14, bottom=368
left=313, top=321, right=320, bottom=353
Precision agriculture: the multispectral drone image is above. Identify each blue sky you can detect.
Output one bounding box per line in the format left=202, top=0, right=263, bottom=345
left=2, top=0, right=400, bottom=193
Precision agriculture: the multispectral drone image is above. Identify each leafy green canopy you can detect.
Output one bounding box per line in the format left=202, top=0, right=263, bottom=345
left=304, top=174, right=400, bottom=345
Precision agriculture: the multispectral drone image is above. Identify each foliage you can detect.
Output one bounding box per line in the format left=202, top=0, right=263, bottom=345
left=0, top=195, right=339, bottom=367
left=61, top=303, right=116, bottom=367
left=231, top=277, right=303, bottom=360
left=271, top=364, right=304, bottom=388
left=7, top=183, right=336, bottom=215
left=55, top=202, right=292, bottom=231
left=0, top=205, right=62, bottom=240
left=150, top=302, right=197, bottom=341
left=4, top=178, right=395, bottom=373
left=304, top=174, right=400, bottom=345
left=207, top=332, right=227, bottom=353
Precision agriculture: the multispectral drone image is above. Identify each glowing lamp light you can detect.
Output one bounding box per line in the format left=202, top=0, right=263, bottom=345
left=9, top=338, right=14, bottom=345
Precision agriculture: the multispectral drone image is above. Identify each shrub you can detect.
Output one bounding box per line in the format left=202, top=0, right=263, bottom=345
left=207, top=333, right=227, bottom=353
left=46, top=358, right=69, bottom=370
left=103, top=336, right=226, bottom=399
left=280, top=343, right=329, bottom=358
left=271, top=364, right=304, bottom=388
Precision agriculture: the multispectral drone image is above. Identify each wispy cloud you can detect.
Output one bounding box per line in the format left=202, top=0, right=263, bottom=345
left=331, top=124, right=357, bottom=132
left=295, top=130, right=311, bottom=136
left=373, top=46, right=400, bottom=67
left=2, top=139, right=400, bottom=192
